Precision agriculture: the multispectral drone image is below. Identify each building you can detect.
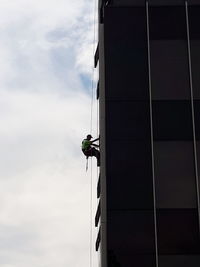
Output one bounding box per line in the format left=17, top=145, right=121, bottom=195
left=95, top=0, right=200, bottom=266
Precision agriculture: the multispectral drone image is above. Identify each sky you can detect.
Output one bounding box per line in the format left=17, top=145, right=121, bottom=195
left=0, top=1, right=99, bottom=267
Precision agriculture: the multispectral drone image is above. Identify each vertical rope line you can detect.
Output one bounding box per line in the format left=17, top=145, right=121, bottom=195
left=97, top=96, right=99, bottom=137
left=185, top=1, right=200, bottom=233
left=146, top=2, right=159, bottom=267
left=90, top=0, right=97, bottom=135
left=89, top=0, right=98, bottom=266
left=90, top=77, right=94, bottom=135
left=90, top=157, right=93, bottom=267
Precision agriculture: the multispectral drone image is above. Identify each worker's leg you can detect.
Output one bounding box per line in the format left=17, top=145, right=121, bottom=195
left=91, top=148, right=100, bottom=166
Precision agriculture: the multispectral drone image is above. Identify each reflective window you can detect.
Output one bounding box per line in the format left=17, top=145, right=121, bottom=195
left=196, top=142, right=200, bottom=190
left=154, top=142, right=196, bottom=208
left=149, top=6, right=187, bottom=40
left=149, top=0, right=185, bottom=5
left=189, top=1, right=200, bottom=6
left=157, top=209, right=200, bottom=254
left=189, top=7, right=200, bottom=99
left=106, top=141, right=153, bottom=209
left=108, top=251, right=155, bottom=267
left=107, top=211, right=156, bottom=255
left=152, top=101, right=193, bottom=140
left=106, top=101, right=150, bottom=140
left=191, top=41, right=200, bottom=99
left=159, top=255, right=200, bottom=267
left=150, top=40, right=190, bottom=100
left=188, top=6, right=200, bottom=40
left=194, top=101, right=200, bottom=139
left=190, top=8, right=200, bottom=163
left=104, top=7, right=149, bottom=100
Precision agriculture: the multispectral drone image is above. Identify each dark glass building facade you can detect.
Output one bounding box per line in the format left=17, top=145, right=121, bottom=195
left=96, top=1, right=200, bottom=266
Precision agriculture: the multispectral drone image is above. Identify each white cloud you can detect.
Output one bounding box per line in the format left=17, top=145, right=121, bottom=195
left=0, top=0, right=99, bottom=266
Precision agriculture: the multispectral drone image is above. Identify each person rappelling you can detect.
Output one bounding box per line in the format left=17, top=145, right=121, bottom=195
left=82, top=134, right=100, bottom=167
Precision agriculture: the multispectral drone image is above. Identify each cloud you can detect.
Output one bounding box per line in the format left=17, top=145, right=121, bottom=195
left=0, top=0, right=99, bottom=266
left=0, top=0, right=97, bottom=90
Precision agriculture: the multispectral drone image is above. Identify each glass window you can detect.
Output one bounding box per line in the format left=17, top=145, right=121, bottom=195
left=107, top=252, right=156, bottom=267
left=104, top=7, right=149, bottom=100
left=188, top=6, right=200, bottom=40
left=150, top=40, right=190, bottom=100
left=112, top=0, right=145, bottom=6
left=196, top=142, right=200, bottom=190
left=107, top=211, right=156, bottom=255
left=159, top=255, right=200, bottom=267
left=189, top=1, right=200, bottom=5
left=154, top=142, right=197, bottom=208
left=194, top=101, right=200, bottom=139
left=152, top=100, right=193, bottom=140
left=157, top=209, right=200, bottom=254
left=191, top=41, right=200, bottom=99
left=108, top=252, right=156, bottom=267
left=106, top=141, right=154, bottom=209
left=106, top=101, right=151, bottom=140
left=188, top=7, right=200, bottom=99
left=149, top=0, right=185, bottom=5
left=149, top=6, right=187, bottom=40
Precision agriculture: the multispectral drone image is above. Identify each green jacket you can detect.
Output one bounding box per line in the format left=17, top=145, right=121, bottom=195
left=82, top=139, right=92, bottom=151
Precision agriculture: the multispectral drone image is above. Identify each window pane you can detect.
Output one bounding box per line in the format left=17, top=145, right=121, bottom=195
left=108, top=251, right=155, bottom=267
left=191, top=42, right=200, bottom=99
left=150, top=40, right=190, bottom=100
left=154, top=142, right=197, bottom=208
left=106, top=101, right=150, bottom=140
left=106, top=141, right=154, bottom=209
left=188, top=6, right=200, bottom=40
left=157, top=209, right=200, bottom=254
left=159, top=255, right=200, bottom=267
left=196, top=142, right=200, bottom=193
left=149, top=6, right=187, bottom=40
left=104, top=7, right=149, bottom=100
left=189, top=1, right=200, bottom=5
left=107, top=211, right=156, bottom=256
left=194, top=101, right=200, bottom=139
left=152, top=101, right=193, bottom=141
left=189, top=7, right=200, bottom=99
left=149, top=0, right=185, bottom=5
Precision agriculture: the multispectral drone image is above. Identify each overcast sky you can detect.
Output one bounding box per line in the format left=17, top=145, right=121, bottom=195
left=0, top=1, right=99, bottom=266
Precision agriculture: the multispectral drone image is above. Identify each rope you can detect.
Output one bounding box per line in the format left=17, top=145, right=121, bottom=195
left=89, top=0, right=98, bottom=266
left=89, top=0, right=97, bottom=135
left=90, top=74, right=95, bottom=135
left=89, top=156, right=93, bottom=267
left=146, top=2, right=159, bottom=267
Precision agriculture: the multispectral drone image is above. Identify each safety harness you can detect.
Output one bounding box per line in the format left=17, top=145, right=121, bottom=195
left=82, top=139, right=93, bottom=171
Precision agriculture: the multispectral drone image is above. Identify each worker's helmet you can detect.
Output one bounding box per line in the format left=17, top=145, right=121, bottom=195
left=87, top=134, right=93, bottom=139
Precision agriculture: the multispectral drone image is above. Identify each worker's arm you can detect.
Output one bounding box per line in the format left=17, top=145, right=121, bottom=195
left=92, top=143, right=99, bottom=148
left=91, top=137, right=99, bottom=143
